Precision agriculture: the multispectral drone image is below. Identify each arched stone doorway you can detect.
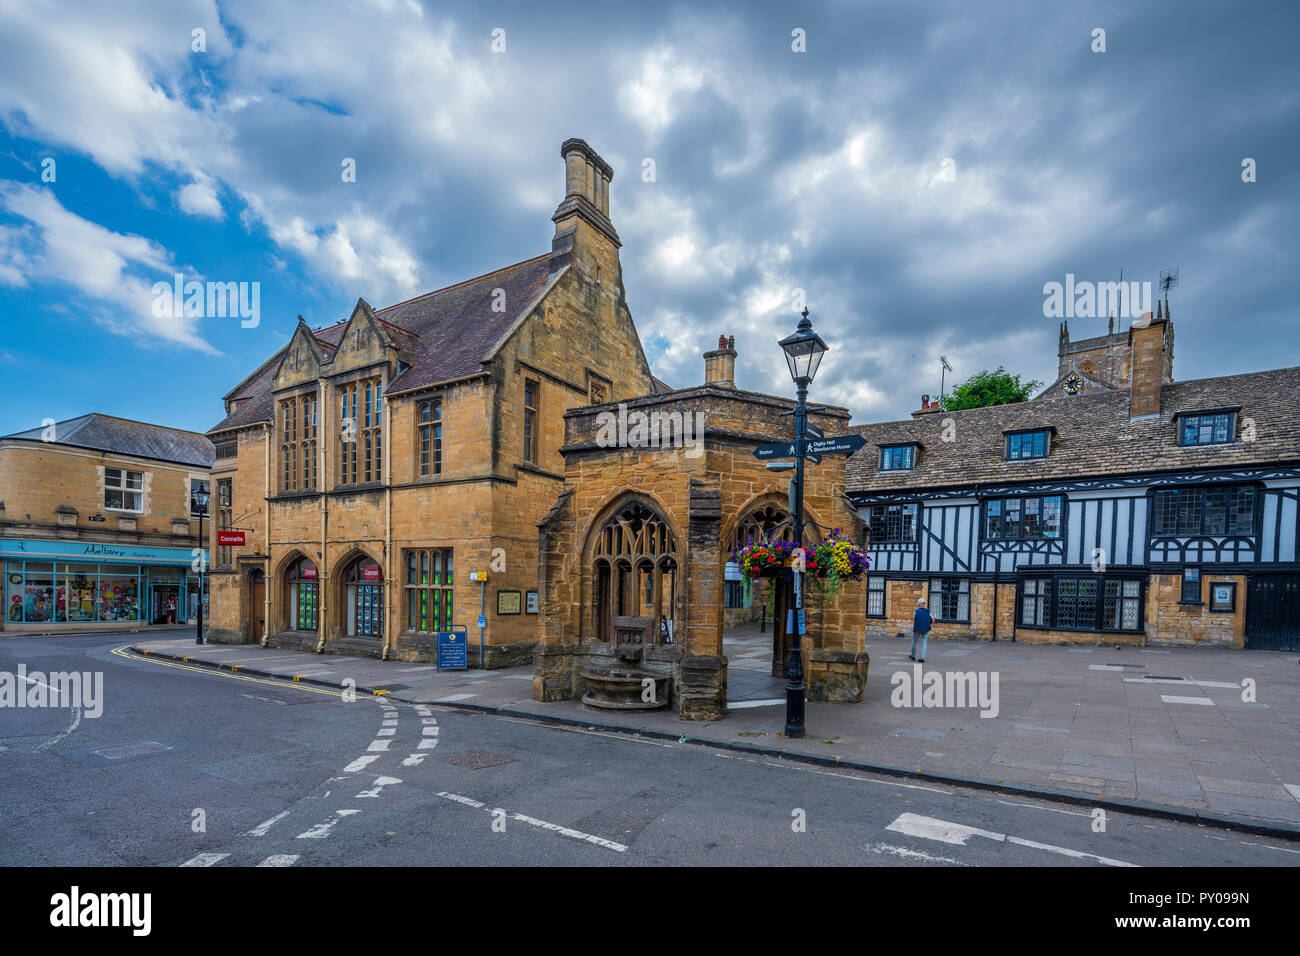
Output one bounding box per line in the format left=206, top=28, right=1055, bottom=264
left=590, top=499, right=681, bottom=649
left=337, top=552, right=383, bottom=639
left=725, top=503, right=796, bottom=679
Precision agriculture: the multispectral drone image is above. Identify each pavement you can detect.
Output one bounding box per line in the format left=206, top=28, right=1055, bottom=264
left=130, top=625, right=1300, bottom=838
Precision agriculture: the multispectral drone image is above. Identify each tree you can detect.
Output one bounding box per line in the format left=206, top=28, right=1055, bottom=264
left=940, top=367, right=1042, bottom=411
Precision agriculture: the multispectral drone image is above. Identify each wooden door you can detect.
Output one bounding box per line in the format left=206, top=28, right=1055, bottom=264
left=247, top=571, right=265, bottom=641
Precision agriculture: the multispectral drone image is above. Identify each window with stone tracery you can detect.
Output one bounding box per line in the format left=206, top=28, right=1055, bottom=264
left=591, top=501, right=679, bottom=645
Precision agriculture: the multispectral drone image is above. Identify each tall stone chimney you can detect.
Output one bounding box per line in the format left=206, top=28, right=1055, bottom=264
left=1128, top=311, right=1171, bottom=418
left=549, top=138, right=619, bottom=277
left=704, top=334, right=737, bottom=387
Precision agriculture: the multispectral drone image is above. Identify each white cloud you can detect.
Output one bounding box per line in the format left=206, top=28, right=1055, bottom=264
left=178, top=180, right=223, bottom=219
left=0, top=182, right=215, bottom=353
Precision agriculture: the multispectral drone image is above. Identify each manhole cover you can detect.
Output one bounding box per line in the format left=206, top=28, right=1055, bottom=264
left=94, top=741, right=172, bottom=760
left=442, top=751, right=515, bottom=770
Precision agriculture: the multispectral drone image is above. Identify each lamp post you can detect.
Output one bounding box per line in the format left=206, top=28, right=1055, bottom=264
left=193, top=490, right=209, bottom=645
left=777, top=307, right=829, bottom=739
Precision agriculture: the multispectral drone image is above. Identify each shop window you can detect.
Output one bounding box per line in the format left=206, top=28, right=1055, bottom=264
left=104, top=468, right=143, bottom=512
left=405, top=548, right=454, bottom=632
left=418, top=398, right=443, bottom=476
left=343, top=555, right=383, bottom=638
left=285, top=556, right=319, bottom=631
left=928, top=577, right=969, bottom=623
left=866, top=576, right=885, bottom=617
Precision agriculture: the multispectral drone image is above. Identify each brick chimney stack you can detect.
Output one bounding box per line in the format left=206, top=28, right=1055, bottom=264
left=1128, top=311, right=1170, bottom=418
left=704, top=334, right=737, bottom=387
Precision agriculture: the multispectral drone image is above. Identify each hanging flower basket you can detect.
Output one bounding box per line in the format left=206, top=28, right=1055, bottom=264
left=809, top=529, right=870, bottom=596
left=734, top=539, right=797, bottom=583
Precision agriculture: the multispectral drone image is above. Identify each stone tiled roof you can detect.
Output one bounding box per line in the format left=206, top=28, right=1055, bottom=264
left=209, top=254, right=554, bottom=434
left=847, top=365, right=1300, bottom=495
left=3, top=413, right=215, bottom=467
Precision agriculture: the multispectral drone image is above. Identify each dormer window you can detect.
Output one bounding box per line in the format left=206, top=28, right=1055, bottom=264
left=1006, top=429, right=1050, bottom=461
left=880, top=444, right=915, bottom=471
left=1179, top=411, right=1235, bottom=446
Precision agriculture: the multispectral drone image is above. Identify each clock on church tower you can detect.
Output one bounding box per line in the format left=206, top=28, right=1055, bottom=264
left=1063, top=373, right=1083, bottom=394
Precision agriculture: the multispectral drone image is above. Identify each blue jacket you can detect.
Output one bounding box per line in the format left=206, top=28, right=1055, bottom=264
left=913, top=607, right=932, bottom=633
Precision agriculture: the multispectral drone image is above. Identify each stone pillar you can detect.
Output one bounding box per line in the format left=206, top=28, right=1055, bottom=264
left=677, top=478, right=726, bottom=719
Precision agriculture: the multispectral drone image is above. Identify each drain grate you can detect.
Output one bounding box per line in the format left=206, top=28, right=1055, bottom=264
left=94, top=741, right=171, bottom=760
left=442, top=751, right=516, bottom=770
left=1107, top=663, right=1145, bottom=668
left=1145, top=675, right=1184, bottom=681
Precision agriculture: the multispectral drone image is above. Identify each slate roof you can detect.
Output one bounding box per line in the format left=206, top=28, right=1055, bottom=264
left=847, top=366, right=1300, bottom=496
left=3, top=414, right=216, bottom=468
left=209, top=254, right=555, bottom=434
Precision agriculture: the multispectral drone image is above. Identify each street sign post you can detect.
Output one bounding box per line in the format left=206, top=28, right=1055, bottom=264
left=806, top=434, right=867, bottom=457
left=753, top=441, right=799, bottom=460
left=804, top=422, right=824, bottom=440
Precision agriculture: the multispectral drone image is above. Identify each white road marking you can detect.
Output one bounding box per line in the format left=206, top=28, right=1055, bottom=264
left=297, top=809, right=360, bottom=839
left=356, top=776, right=402, bottom=798
left=1088, top=665, right=1127, bottom=672
left=180, top=852, right=230, bottom=867
left=885, top=812, right=1136, bottom=867
left=417, top=738, right=438, bottom=749
left=382, top=719, right=398, bottom=727
left=402, top=753, right=427, bottom=767
left=433, top=693, right=477, bottom=702
left=727, top=698, right=787, bottom=709
left=1160, top=695, right=1214, bottom=706
left=1284, top=784, right=1300, bottom=804
left=344, top=754, right=381, bottom=772
left=1126, top=677, right=1239, bottom=688
left=245, top=810, right=290, bottom=837
left=434, top=792, right=626, bottom=853
left=422, top=726, right=440, bottom=736
left=367, top=739, right=392, bottom=751
left=377, top=727, right=396, bottom=736
left=865, top=842, right=964, bottom=865
left=256, top=854, right=299, bottom=867
left=36, top=705, right=82, bottom=751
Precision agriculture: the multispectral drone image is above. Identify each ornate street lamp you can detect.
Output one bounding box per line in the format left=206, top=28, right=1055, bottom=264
left=777, top=308, right=828, bottom=739
left=193, top=489, right=209, bottom=645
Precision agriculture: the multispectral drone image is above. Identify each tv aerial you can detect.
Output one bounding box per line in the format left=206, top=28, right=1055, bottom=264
left=1158, top=268, right=1180, bottom=308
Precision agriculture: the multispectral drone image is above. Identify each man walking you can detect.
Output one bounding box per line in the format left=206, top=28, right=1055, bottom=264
left=909, top=597, right=931, bottom=663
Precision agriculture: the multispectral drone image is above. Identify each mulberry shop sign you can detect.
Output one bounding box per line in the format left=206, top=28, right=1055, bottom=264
left=0, top=538, right=204, bottom=565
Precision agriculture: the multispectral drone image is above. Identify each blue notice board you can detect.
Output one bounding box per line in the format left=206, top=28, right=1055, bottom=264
left=436, top=626, right=469, bottom=671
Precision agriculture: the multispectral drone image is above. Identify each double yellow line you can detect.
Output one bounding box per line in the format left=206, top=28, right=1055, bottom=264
left=110, top=645, right=359, bottom=701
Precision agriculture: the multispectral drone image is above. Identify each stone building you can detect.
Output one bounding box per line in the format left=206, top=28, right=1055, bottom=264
left=0, top=414, right=213, bottom=632
left=534, top=341, right=869, bottom=719
left=849, top=310, right=1300, bottom=651
left=205, top=139, right=657, bottom=664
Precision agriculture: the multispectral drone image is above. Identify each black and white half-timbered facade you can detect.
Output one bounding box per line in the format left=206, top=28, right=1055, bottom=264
left=846, top=312, right=1300, bottom=650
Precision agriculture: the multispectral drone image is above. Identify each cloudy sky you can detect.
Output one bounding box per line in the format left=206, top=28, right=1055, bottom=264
left=0, top=0, right=1296, bottom=435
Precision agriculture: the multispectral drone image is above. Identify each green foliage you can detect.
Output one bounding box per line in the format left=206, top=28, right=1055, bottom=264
left=940, top=366, right=1042, bottom=411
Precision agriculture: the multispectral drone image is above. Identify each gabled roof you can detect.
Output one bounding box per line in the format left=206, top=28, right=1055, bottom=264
left=847, top=365, right=1300, bottom=496
left=209, top=254, right=554, bottom=434
left=3, top=414, right=215, bottom=468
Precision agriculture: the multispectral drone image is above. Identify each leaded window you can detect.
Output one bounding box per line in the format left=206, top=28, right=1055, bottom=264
left=929, top=577, right=969, bottom=622
left=866, top=576, right=885, bottom=617
left=1180, top=412, right=1234, bottom=446
left=984, top=495, right=1063, bottom=539
left=1017, top=575, right=1143, bottom=633
left=868, top=503, right=919, bottom=544
left=880, top=444, right=915, bottom=471
left=1152, top=485, right=1255, bottom=536
left=1020, top=577, right=1050, bottom=626
left=339, top=379, right=382, bottom=484
left=418, top=398, right=443, bottom=476
left=1006, top=429, right=1050, bottom=460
